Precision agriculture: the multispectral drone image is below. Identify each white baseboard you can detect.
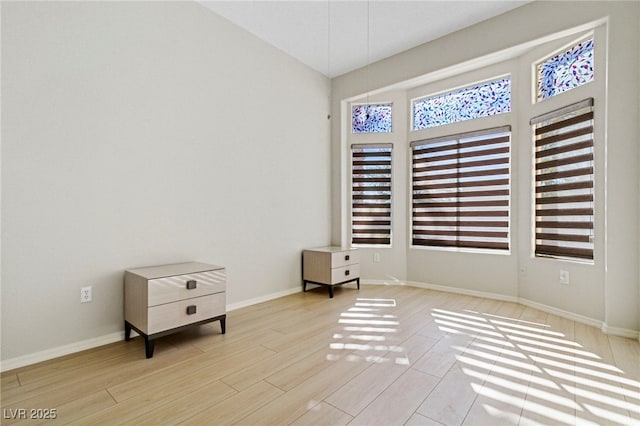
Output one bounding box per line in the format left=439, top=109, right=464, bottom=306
left=517, top=297, right=603, bottom=328
left=1, top=331, right=124, bottom=373
left=601, top=323, right=640, bottom=340
left=361, top=279, right=639, bottom=339
left=405, top=280, right=520, bottom=303
left=226, top=286, right=301, bottom=312
left=361, top=279, right=518, bottom=303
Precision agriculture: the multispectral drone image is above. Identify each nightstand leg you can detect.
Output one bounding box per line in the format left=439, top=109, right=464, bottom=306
left=145, top=338, right=155, bottom=359
left=303, top=280, right=307, bottom=292
left=124, top=322, right=132, bottom=341
left=329, top=286, right=334, bottom=298
left=357, top=278, right=360, bottom=290
left=220, top=317, right=226, bottom=334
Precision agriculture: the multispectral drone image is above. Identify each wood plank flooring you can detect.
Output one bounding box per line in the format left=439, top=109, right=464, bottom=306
left=2, top=285, right=639, bottom=425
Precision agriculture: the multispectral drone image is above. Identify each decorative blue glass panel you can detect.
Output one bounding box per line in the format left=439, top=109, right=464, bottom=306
left=537, top=38, right=594, bottom=101
left=412, top=78, right=511, bottom=130
left=352, top=104, right=392, bottom=133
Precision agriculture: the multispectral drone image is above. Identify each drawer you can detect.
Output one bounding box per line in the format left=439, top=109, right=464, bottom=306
left=148, top=269, right=226, bottom=307
left=330, top=264, right=360, bottom=285
left=331, top=250, right=359, bottom=268
left=147, top=292, right=226, bottom=334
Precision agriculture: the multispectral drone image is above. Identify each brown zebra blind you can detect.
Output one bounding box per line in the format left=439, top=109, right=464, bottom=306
left=351, top=144, right=392, bottom=246
left=531, top=98, right=594, bottom=261
left=411, top=126, right=511, bottom=250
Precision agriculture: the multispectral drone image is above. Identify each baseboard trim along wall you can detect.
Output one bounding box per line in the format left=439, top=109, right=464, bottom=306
left=2, top=281, right=637, bottom=372
left=0, top=331, right=124, bottom=373
left=226, top=287, right=301, bottom=312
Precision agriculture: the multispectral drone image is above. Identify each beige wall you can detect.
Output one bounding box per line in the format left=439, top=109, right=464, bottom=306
left=332, top=1, right=639, bottom=335
left=1, top=1, right=331, bottom=365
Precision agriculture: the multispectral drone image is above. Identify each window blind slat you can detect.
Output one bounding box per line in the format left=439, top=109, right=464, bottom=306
left=535, top=245, right=593, bottom=260
left=535, top=126, right=594, bottom=147
left=413, top=210, right=508, bottom=218
left=536, top=153, right=593, bottom=170
left=536, top=208, right=593, bottom=216
left=535, top=181, right=593, bottom=193
left=413, top=220, right=508, bottom=228
left=413, top=229, right=508, bottom=238
left=413, top=200, right=509, bottom=208
left=536, top=233, right=591, bottom=243
left=535, top=140, right=593, bottom=159
left=536, top=220, right=593, bottom=229
left=536, top=194, right=593, bottom=204
left=415, top=178, right=510, bottom=191
left=413, top=156, right=509, bottom=172
left=413, top=189, right=510, bottom=199
left=534, top=110, right=593, bottom=133
left=413, top=239, right=509, bottom=250
left=536, top=167, right=593, bottom=182
left=414, top=168, right=510, bottom=182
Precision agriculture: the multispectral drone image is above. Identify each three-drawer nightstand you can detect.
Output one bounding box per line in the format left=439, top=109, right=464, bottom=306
left=302, top=246, right=360, bottom=298
left=124, top=262, right=226, bottom=358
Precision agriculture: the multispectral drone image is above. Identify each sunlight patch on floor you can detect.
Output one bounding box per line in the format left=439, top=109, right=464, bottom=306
left=431, top=307, right=638, bottom=425
left=327, top=298, right=407, bottom=365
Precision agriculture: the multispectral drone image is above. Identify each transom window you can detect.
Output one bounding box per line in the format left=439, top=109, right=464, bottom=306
left=412, top=78, right=511, bottom=130
left=536, top=37, right=594, bottom=101
left=411, top=127, right=511, bottom=251
left=352, top=103, right=392, bottom=133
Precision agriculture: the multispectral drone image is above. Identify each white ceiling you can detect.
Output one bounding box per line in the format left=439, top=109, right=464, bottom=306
left=200, top=0, right=531, bottom=78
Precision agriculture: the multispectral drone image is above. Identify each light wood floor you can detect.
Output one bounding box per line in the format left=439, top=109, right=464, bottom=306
left=2, top=285, right=639, bottom=425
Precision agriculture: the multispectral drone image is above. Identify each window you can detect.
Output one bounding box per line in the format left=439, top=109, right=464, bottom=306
left=537, top=37, right=594, bottom=101
left=412, top=78, right=511, bottom=130
left=351, top=144, right=392, bottom=245
left=411, top=127, right=510, bottom=251
left=352, top=103, right=392, bottom=133
left=531, top=98, right=594, bottom=261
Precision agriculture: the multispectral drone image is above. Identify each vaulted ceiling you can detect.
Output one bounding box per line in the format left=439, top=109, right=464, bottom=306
left=200, top=1, right=531, bottom=78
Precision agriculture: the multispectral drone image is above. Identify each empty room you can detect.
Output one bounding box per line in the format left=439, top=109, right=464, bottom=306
left=1, top=1, right=639, bottom=425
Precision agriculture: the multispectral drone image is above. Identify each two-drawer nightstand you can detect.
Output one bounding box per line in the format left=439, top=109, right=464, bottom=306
left=302, top=246, right=360, bottom=298
left=124, top=262, right=226, bottom=358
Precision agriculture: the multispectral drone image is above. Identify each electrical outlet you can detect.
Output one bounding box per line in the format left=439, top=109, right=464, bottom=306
left=80, top=286, right=92, bottom=303
left=559, top=270, right=570, bottom=285
left=373, top=253, right=380, bottom=263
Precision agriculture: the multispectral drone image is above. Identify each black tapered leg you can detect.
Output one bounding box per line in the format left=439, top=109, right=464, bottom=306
left=145, top=338, right=155, bottom=359
left=357, top=278, right=360, bottom=290
left=220, top=317, right=226, bottom=334
left=124, top=322, right=132, bottom=341
left=303, top=280, right=307, bottom=292
left=329, top=286, right=334, bottom=298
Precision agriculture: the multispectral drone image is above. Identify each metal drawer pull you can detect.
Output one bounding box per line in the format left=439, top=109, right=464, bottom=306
left=345, top=270, right=350, bottom=276
left=186, top=280, right=197, bottom=290
left=345, top=255, right=350, bottom=261
left=186, top=305, right=197, bottom=315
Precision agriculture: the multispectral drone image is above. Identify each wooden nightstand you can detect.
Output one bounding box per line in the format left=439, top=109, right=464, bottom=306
left=124, top=262, right=226, bottom=358
left=302, top=246, right=360, bottom=298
